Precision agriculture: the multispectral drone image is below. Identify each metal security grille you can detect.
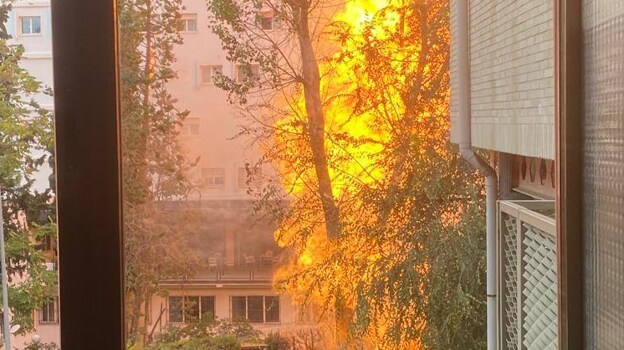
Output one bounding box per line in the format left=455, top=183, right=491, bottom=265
left=502, top=214, right=519, bottom=350
left=521, top=224, right=557, bottom=349
left=499, top=201, right=557, bottom=350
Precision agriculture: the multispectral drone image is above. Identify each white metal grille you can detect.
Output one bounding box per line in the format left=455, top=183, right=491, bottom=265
left=521, top=224, right=557, bottom=350
left=502, top=215, right=519, bottom=350
left=498, top=201, right=557, bottom=350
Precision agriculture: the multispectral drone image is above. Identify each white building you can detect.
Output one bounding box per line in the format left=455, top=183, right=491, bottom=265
left=6, top=2, right=58, bottom=347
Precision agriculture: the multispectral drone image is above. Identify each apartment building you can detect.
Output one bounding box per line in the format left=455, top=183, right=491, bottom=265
left=145, top=0, right=304, bottom=338
left=5, top=1, right=58, bottom=348
left=6, top=0, right=303, bottom=347
left=450, top=1, right=624, bottom=349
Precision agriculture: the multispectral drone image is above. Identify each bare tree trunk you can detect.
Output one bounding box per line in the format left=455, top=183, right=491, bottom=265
left=296, top=1, right=341, bottom=241
left=134, top=297, right=147, bottom=350
left=294, top=3, right=351, bottom=348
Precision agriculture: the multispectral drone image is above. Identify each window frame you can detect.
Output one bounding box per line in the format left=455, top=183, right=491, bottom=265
left=168, top=295, right=216, bottom=324
left=555, top=0, right=584, bottom=348
left=48, top=0, right=584, bottom=348
left=51, top=0, right=124, bottom=348
left=18, top=15, right=42, bottom=36
left=38, top=297, right=59, bottom=325
left=201, top=168, right=226, bottom=189
left=229, top=295, right=280, bottom=324
left=260, top=13, right=274, bottom=31
left=198, top=64, right=223, bottom=85
left=182, top=117, right=201, bottom=136
left=177, top=13, right=198, bottom=33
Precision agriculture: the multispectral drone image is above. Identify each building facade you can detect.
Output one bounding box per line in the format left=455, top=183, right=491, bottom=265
left=6, top=1, right=58, bottom=348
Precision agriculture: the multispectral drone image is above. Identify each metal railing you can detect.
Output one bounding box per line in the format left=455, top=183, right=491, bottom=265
left=498, top=200, right=557, bottom=350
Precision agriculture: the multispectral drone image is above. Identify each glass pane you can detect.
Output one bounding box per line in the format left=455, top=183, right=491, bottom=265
left=20, top=17, right=30, bottom=34
left=583, top=0, right=624, bottom=347
left=247, top=296, right=264, bottom=323
left=186, top=19, right=197, bottom=32
left=2, top=2, right=59, bottom=348
left=117, top=0, right=501, bottom=348
left=265, top=296, right=279, bottom=323
left=231, top=297, right=246, bottom=320
left=168, top=297, right=183, bottom=323
left=31, top=16, right=41, bottom=34
left=184, top=296, right=200, bottom=322
left=200, top=66, right=211, bottom=84
left=200, top=296, right=215, bottom=319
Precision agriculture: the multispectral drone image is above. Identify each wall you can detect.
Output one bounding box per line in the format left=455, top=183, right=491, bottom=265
left=148, top=286, right=305, bottom=337
left=450, top=0, right=555, bottom=160
left=171, top=0, right=276, bottom=201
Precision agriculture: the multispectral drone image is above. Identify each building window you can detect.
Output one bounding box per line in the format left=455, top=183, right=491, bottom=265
left=238, top=167, right=262, bottom=188
left=235, top=64, right=261, bottom=83
left=259, top=12, right=277, bottom=30
left=182, top=118, right=200, bottom=136
left=145, top=300, right=152, bottom=325
left=20, top=16, right=41, bottom=35
left=177, top=14, right=198, bottom=33
left=230, top=296, right=280, bottom=323
left=201, top=168, right=225, bottom=189
left=199, top=65, right=223, bottom=85
left=39, top=298, right=59, bottom=324
left=265, top=296, right=280, bottom=322
left=168, top=296, right=215, bottom=323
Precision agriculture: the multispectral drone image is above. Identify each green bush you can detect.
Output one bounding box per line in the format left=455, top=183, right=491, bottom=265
left=145, top=318, right=259, bottom=350
left=20, top=342, right=61, bottom=350
left=265, top=333, right=291, bottom=350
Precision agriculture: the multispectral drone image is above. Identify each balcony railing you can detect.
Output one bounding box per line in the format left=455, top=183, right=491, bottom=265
left=197, top=263, right=275, bottom=281
left=498, top=200, right=557, bottom=350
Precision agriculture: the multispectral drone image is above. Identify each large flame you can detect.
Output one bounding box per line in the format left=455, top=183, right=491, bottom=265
left=269, top=0, right=447, bottom=347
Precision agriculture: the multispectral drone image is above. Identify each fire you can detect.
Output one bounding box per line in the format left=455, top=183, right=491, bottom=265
left=268, top=0, right=448, bottom=347
left=336, top=0, right=390, bottom=29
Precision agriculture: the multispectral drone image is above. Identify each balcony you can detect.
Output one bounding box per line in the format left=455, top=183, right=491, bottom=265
left=160, top=253, right=281, bottom=286
left=195, top=259, right=277, bottom=282
left=498, top=200, right=557, bottom=350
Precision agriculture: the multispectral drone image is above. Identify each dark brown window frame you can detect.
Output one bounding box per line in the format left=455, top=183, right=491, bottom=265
left=555, top=0, right=584, bottom=349
left=51, top=0, right=124, bottom=348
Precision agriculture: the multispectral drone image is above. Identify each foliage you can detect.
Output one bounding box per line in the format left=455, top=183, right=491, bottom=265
left=145, top=318, right=261, bottom=350
left=118, top=0, right=199, bottom=346
left=207, top=0, right=342, bottom=240
left=265, top=332, right=291, bottom=350
left=265, top=329, right=324, bottom=350
left=207, top=0, right=487, bottom=348
left=0, top=0, right=58, bottom=334
left=322, top=1, right=487, bottom=348
left=20, top=341, right=61, bottom=350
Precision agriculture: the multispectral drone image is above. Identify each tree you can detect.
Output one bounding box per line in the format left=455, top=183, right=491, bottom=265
left=207, top=0, right=487, bottom=348
left=0, top=0, right=58, bottom=335
left=206, top=0, right=353, bottom=345
left=118, top=0, right=200, bottom=347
